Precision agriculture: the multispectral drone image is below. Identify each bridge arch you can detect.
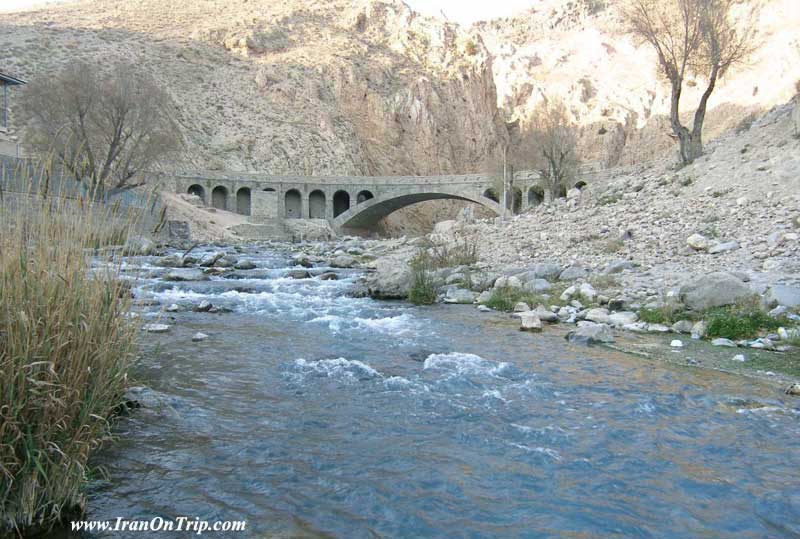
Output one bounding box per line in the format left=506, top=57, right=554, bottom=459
left=211, top=186, right=228, bottom=210
left=309, top=190, right=326, bottom=219
left=187, top=184, right=205, bottom=204
left=236, top=187, right=251, bottom=215
left=357, top=190, right=374, bottom=204
left=285, top=189, right=301, bottom=218
left=333, top=190, right=351, bottom=217
left=333, top=188, right=502, bottom=231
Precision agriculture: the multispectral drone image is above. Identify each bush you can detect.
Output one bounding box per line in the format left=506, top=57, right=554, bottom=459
left=1, top=170, right=141, bottom=533
left=407, top=249, right=437, bottom=305
left=638, top=303, right=694, bottom=325
left=426, top=232, right=479, bottom=269
left=483, top=286, right=545, bottom=312
left=705, top=302, right=788, bottom=340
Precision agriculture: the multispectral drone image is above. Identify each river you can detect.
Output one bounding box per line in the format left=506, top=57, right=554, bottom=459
left=75, top=244, right=800, bottom=538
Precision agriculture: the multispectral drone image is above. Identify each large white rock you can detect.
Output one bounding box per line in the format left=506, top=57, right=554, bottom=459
left=584, top=307, right=611, bottom=324
left=687, top=233, right=712, bottom=251
left=764, top=285, right=800, bottom=308
left=679, top=272, right=753, bottom=311
left=519, top=312, right=543, bottom=332
left=608, top=311, right=638, bottom=327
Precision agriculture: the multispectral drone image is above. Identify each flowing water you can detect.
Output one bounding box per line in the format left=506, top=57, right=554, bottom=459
left=77, top=245, right=799, bottom=538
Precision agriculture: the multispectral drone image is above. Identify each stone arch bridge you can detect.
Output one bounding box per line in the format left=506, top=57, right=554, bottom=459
left=171, top=169, right=591, bottom=237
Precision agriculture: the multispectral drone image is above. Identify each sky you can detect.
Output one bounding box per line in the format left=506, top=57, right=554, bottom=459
left=0, top=0, right=533, bottom=23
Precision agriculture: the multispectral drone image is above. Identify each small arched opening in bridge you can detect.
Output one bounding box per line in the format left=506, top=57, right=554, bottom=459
left=483, top=188, right=499, bottom=203
left=512, top=187, right=523, bottom=214
left=357, top=190, right=374, bottom=204
left=574, top=180, right=587, bottom=190
left=309, top=190, right=326, bottom=219
left=236, top=187, right=251, bottom=215
left=263, top=187, right=276, bottom=192
left=285, top=189, right=301, bottom=219
left=211, top=186, right=228, bottom=210
left=333, top=190, right=351, bottom=217
left=187, top=184, right=205, bottom=204
left=528, top=185, right=544, bottom=207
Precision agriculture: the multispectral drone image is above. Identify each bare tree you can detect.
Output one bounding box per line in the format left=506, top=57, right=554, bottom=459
left=623, top=0, right=759, bottom=165
left=22, top=61, right=182, bottom=196
left=526, top=99, right=579, bottom=200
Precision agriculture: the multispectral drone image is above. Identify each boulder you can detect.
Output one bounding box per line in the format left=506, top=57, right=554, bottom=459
left=233, top=260, right=257, bottom=270
left=142, top=323, right=170, bottom=333
left=154, top=254, right=186, bottom=268
left=712, top=338, right=737, bottom=347
left=287, top=270, right=312, bottom=279
left=476, top=290, right=493, bottom=304
left=199, top=252, right=225, bottom=267
left=330, top=255, right=358, bottom=269
left=164, top=269, right=209, bottom=282
left=214, top=255, right=238, bottom=268
left=691, top=320, right=708, bottom=339
left=362, top=249, right=414, bottom=299
left=532, top=305, right=559, bottom=323
left=444, top=288, right=476, bottom=304
left=194, top=300, right=213, bottom=312
left=318, top=272, right=339, bottom=281
left=566, top=322, right=614, bottom=344
left=708, top=241, right=740, bottom=254
left=519, top=312, right=543, bottom=332
left=584, top=307, right=611, bottom=324
left=578, top=283, right=597, bottom=302
left=559, top=266, right=589, bottom=281
left=609, top=311, right=638, bottom=327
left=679, top=272, right=753, bottom=311
left=671, top=320, right=694, bottom=334
left=294, top=255, right=314, bottom=268
left=526, top=262, right=563, bottom=280
left=764, top=285, right=800, bottom=308
left=513, top=302, right=531, bottom=312
left=687, top=233, right=712, bottom=251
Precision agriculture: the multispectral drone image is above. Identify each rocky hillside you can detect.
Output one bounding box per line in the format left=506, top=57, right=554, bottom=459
left=1, top=0, right=507, bottom=176
left=477, top=0, right=800, bottom=167
left=2, top=0, right=798, bottom=232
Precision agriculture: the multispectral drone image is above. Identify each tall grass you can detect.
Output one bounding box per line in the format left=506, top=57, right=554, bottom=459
left=0, top=164, right=142, bottom=535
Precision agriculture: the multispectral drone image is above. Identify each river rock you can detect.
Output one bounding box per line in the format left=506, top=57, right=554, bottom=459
left=444, top=288, right=476, bottom=304
left=764, top=285, right=800, bottom=308
left=143, top=323, right=170, bottom=333
left=521, top=262, right=562, bottom=281
left=318, top=272, right=339, bottom=281
left=199, top=252, right=225, bottom=267
left=671, top=320, right=694, bottom=334
left=214, top=255, right=238, bottom=268
left=609, top=311, right=638, bottom=327
left=477, top=290, right=493, bottom=304
left=519, top=312, right=542, bottom=332
left=687, top=233, right=712, bottom=251
left=288, top=269, right=312, bottom=279
left=154, top=254, right=186, bottom=268
left=513, top=302, right=531, bottom=312
left=708, top=241, right=740, bottom=254
left=566, top=322, right=614, bottom=344
left=165, top=303, right=180, bottom=312
left=234, top=259, right=257, bottom=270
left=192, top=332, right=209, bottom=342
left=559, top=266, right=589, bottom=281
left=647, top=323, right=671, bottom=333
left=679, top=272, right=753, bottom=311
left=579, top=283, right=597, bottom=302
left=670, top=339, right=683, bottom=348
left=584, top=307, right=611, bottom=324
left=785, top=383, right=800, bottom=396
left=164, top=269, right=209, bottom=282
left=294, top=255, right=314, bottom=268
left=362, top=248, right=414, bottom=299
left=532, top=305, right=559, bottom=323
left=194, top=300, right=213, bottom=312
left=330, top=255, right=358, bottom=269
left=712, top=338, right=737, bottom=347
left=691, top=320, right=708, bottom=339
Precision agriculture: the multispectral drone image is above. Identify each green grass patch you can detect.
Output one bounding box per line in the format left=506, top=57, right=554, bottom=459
left=407, top=250, right=437, bottom=305
left=638, top=303, right=695, bottom=325
left=482, top=286, right=557, bottom=312
left=705, top=303, right=790, bottom=340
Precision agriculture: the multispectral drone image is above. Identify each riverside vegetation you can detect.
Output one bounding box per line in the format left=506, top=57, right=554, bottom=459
left=0, top=168, right=145, bottom=535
